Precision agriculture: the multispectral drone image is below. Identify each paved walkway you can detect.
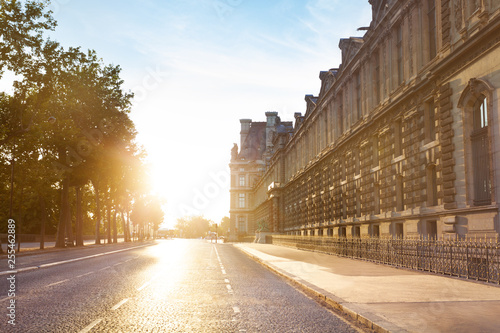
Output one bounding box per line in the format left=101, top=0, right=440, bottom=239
left=234, top=243, right=500, bottom=333
left=1, top=238, right=125, bottom=253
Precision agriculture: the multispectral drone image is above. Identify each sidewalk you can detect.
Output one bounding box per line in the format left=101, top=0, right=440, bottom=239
left=1, top=238, right=125, bottom=254
left=234, top=243, right=500, bottom=333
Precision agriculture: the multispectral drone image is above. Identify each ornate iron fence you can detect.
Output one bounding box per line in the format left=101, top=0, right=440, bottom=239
left=271, top=235, right=500, bottom=284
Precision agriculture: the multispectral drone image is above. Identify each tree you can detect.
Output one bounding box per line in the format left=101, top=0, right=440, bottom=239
left=130, top=195, right=165, bottom=240
left=0, top=1, right=154, bottom=252
left=175, top=216, right=211, bottom=239
left=219, top=216, right=230, bottom=236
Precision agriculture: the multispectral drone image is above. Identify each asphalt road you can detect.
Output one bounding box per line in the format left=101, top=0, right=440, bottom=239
left=0, top=239, right=365, bottom=332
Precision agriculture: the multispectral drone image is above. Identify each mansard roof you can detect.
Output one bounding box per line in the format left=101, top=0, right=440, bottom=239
left=239, top=122, right=266, bottom=161
left=318, top=68, right=338, bottom=100
left=304, top=94, right=318, bottom=118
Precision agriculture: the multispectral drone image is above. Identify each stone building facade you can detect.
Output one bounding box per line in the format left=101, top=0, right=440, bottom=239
left=229, top=0, right=500, bottom=240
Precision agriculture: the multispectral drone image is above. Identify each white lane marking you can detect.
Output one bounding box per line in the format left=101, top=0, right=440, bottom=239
left=226, top=284, right=233, bottom=293
left=79, top=318, right=102, bottom=333
left=233, top=306, right=240, bottom=314
left=47, top=279, right=70, bottom=287
left=76, top=272, right=94, bottom=278
left=214, top=244, right=228, bottom=276
left=137, top=274, right=160, bottom=291
left=111, top=298, right=129, bottom=311
left=0, top=244, right=152, bottom=277
left=137, top=281, right=151, bottom=291
left=98, top=266, right=111, bottom=271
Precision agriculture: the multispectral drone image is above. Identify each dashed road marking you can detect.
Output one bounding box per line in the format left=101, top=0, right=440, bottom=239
left=214, top=245, right=227, bottom=276
left=76, top=272, right=94, bottom=278
left=111, top=298, right=129, bottom=311
left=78, top=318, right=102, bottom=333
left=98, top=266, right=111, bottom=271
left=137, top=281, right=151, bottom=291
left=47, top=279, right=69, bottom=287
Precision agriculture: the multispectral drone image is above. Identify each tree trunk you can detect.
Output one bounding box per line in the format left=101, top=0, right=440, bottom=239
left=125, top=205, right=131, bottom=242
left=120, top=209, right=128, bottom=242
left=39, top=194, right=47, bottom=250
left=94, top=185, right=101, bottom=245
left=17, top=186, right=24, bottom=252
left=55, top=177, right=70, bottom=248
left=75, top=187, right=84, bottom=246
left=106, top=196, right=112, bottom=244
left=112, top=208, right=118, bottom=243
left=66, top=203, right=74, bottom=246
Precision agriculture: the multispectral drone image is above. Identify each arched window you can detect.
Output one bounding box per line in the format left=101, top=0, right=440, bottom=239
left=458, top=78, right=494, bottom=206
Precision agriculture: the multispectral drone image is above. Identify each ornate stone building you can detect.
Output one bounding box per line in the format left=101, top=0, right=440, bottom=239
left=229, top=0, right=500, bottom=240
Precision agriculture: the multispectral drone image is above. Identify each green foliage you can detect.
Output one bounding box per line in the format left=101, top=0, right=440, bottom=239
left=218, top=216, right=230, bottom=236
left=130, top=195, right=165, bottom=231
left=0, top=1, right=159, bottom=246
left=175, top=216, right=212, bottom=239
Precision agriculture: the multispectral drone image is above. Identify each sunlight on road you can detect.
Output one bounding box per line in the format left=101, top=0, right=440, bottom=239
left=144, top=239, right=192, bottom=295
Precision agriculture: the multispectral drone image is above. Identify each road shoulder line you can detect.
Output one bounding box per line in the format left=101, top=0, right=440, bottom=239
left=0, top=243, right=153, bottom=276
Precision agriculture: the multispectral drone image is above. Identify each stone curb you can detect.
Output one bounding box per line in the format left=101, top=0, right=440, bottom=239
left=0, top=243, right=154, bottom=277
left=234, top=244, right=408, bottom=333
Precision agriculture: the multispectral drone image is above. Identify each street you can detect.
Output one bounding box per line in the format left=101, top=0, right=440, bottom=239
left=0, top=239, right=364, bottom=332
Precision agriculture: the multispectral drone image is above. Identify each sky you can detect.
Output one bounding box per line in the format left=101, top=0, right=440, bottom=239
left=43, top=0, right=372, bottom=228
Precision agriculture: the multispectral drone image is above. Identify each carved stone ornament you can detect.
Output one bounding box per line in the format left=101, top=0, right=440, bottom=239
left=469, top=78, right=479, bottom=94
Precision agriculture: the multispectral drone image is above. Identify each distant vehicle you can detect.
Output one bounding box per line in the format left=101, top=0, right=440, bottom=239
left=157, top=228, right=174, bottom=239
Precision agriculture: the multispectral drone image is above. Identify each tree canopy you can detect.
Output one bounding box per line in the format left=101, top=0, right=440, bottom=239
left=0, top=0, right=163, bottom=249
left=175, top=216, right=213, bottom=239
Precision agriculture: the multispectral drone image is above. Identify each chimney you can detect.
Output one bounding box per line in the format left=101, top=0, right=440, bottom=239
left=265, top=112, right=278, bottom=148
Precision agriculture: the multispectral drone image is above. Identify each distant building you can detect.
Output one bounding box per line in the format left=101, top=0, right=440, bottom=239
left=229, top=0, right=500, bottom=240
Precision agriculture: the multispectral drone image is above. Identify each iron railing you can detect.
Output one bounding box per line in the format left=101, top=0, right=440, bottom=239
left=271, top=235, right=500, bottom=284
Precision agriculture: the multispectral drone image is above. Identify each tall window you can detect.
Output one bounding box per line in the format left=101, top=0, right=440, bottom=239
left=373, top=50, right=380, bottom=105
left=238, top=193, right=246, bottom=208
left=355, top=188, right=361, bottom=218
left=396, top=175, right=404, bottom=211
left=472, top=96, right=491, bottom=205
left=239, top=175, right=245, bottom=187
left=394, top=119, right=403, bottom=157
left=355, top=149, right=361, bottom=176
left=238, top=216, right=246, bottom=233
left=424, top=99, right=436, bottom=142
left=372, top=136, right=379, bottom=167
left=355, top=71, right=362, bottom=121
left=428, top=0, right=437, bottom=60
left=396, top=25, right=404, bottom=85
left=338, top=94, right=344, bottom=136
left=374, top=183, right=380, bottom=215
left=427, top=164, right=438, bottom=207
